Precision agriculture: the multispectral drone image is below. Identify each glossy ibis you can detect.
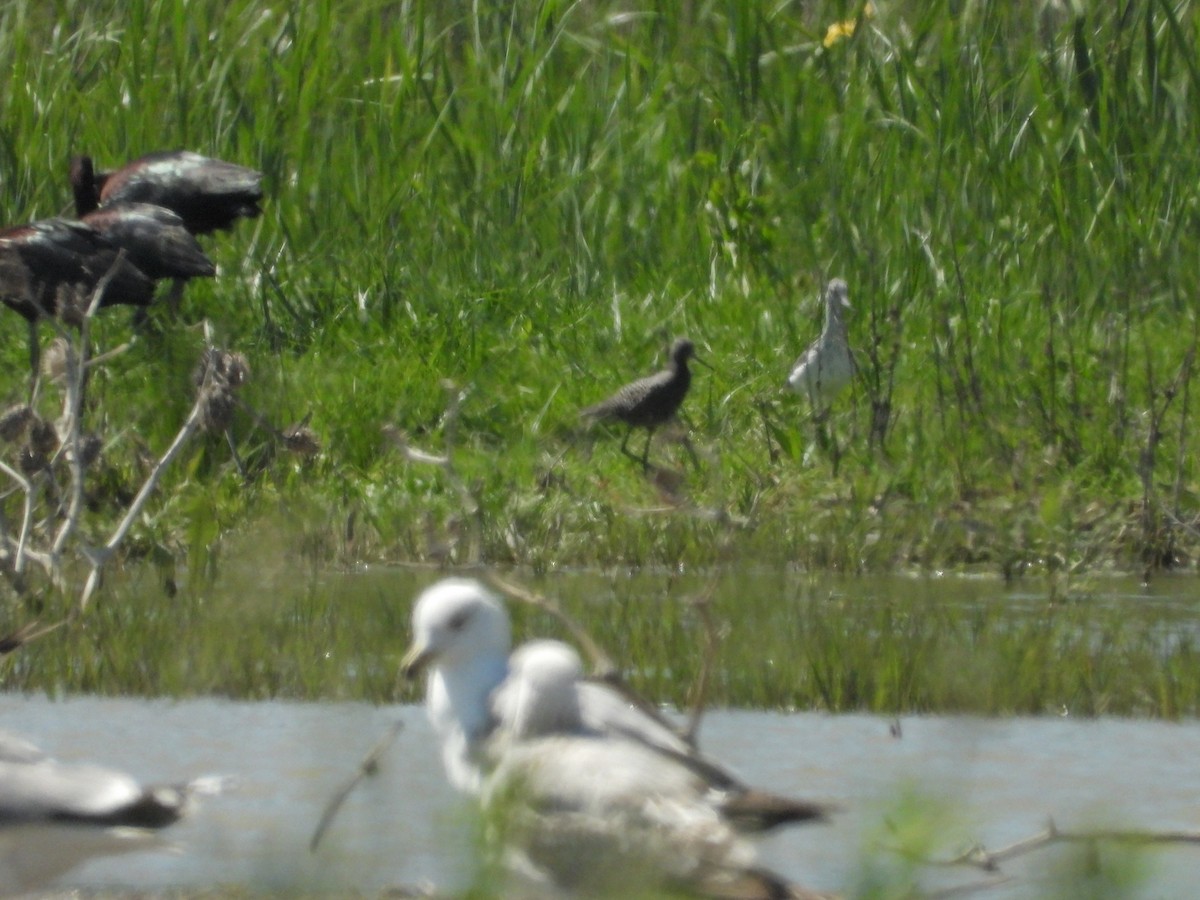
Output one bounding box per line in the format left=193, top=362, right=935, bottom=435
left=81, top=202, right=216, bottom=312
left=0, top=218, right=154, bottom=375
left=786, top=278, right=854, bottom=412
left=580, top=337, right=701, bottom=469
left=70, top=151, right=263, bottom=235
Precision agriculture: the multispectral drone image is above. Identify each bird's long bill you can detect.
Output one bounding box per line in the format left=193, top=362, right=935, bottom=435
left=400, top=642, right=434, bottom=680
left=692, top=353, right=714, bottom=371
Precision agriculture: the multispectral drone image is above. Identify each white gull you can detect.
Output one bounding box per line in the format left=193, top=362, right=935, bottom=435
left=0, top=730, right=221, bottom=894
left=401, top=578, right=834, bottom=898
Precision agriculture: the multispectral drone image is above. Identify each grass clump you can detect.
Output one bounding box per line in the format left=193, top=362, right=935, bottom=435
left=4, top=558, right=1199, bottom=719
left=0, top=1, right=1199, bottom=696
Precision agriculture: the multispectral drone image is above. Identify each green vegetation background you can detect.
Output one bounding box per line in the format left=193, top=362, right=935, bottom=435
left=2, top=0, right=1200, bottom=712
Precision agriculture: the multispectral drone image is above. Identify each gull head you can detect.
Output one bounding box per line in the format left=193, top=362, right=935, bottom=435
left=402, top=578, right=511, bottom=680
left=491, top=640, right=586, bottom=742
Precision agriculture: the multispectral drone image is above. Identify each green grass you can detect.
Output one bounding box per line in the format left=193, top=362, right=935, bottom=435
left=5, top=553, right=1199, bottom=718
left=3, top=1, right=1199, bottom=575
left=1, top=1, right=1200, bottom=707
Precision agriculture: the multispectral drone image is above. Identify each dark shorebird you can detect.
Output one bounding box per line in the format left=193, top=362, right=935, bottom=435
left=786, top=278, right=854, bottom=413
left=80, top=202, right=216, bottom=312
left=580, top=337, right=701, bottom=469
left=70, top=151, right=264, bottom=235
left=0, top=218, right=155, bottom=376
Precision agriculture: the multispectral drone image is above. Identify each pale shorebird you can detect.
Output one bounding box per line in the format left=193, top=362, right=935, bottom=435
left=787, top=279, right=854, bottom=414
left=401, top=578, right=833, bottom=899
left=580, top=337, right=703, bottom=470
left=0, top=730, right=221, bottom=892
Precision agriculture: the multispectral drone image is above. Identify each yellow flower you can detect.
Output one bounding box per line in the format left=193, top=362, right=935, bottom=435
left=823, top=2, right=875, bottom=49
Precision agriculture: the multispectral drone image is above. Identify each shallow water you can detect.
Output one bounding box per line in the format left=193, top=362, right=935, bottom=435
left=5, top=693, right=1200, bottom=898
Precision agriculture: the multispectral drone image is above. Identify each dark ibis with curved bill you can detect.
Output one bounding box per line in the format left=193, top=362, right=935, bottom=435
left=71, top=151, right=263, bottom=236
left=81, top=202, right=216, bottom=312
left=0, top=218, right=154, bottom=376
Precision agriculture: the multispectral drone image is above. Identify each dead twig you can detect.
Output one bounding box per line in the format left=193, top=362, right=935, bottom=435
left=75, top=393, right=209, bottom=614
left=682, top=578, right=722, bottom=748
left=76, top=339, right=245, bottom=614
left=0, top=620, right=66, bottom=654
left=876, top=817, right=1200, bottom=897
left=483, top=573, right=616, bottom=678
left=310, top=720, right=405, bottom=853
left=383, top=381, right=482, bottom=565
left=0, top=259, right=259, bottom=651
left=0, top=458, right=36, bottom=578
left=46, top=260, right=136, bottom=587
left=938, top=820, right=1200, bottom=873
left=680, top=440, right=742, bottom=747
left=920, top=877, right=1014, bottom=899
left=228, top=398, right=320, bottom=462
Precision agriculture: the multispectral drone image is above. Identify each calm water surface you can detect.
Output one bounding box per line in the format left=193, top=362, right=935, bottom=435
left=5, top=695, right=1200, bottom=898
left=5, top=570, right=1200, bottom=897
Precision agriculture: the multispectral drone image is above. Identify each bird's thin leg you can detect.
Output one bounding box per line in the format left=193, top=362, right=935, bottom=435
left=619, top=425, right=642, bottom=465
left=618, top=425, right=631, bottom=457
left=618, top=426, right=649, bottom=469
left=27, top=320, right=42, bottom=404
left=640, top=429, right=653, bottom=471
left=813, top=419, right=828, bottom=456
left=680, top=432, right=701, bottom=472
left=829, top=425, right=842, bottom=477
left=167, top=278, right=185, bottom=317
left=225, top=426, right=247, bottom=481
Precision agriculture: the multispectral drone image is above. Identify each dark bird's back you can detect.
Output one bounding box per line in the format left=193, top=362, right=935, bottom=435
left=71, top=151, right=263, bottom=235
left=581, top=337, right=696, bottom=429
left=579, top=338, right=700, bottom=470
left=0, top=218, right=155, bottom=322
left=0, top=218, right=156, bottom=379
left=81, top=203, right=216, bottom=282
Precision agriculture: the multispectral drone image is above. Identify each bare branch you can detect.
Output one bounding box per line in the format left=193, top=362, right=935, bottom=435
left=72, top=340, right=252, bottom=613
left=383, top=381, right=482, bottom=565
left=0, top=619, right=66, bottom=655
left=886, top=816, right=1200, bottom=897
left=682, top=580, right=722, bottom=747
left=921, top=877, right=1014, bottom=899
left=86, top=341, right=133, bottom=370
left=50, top=330, right=88, bottom=565
left=233, top=399, right=320, bottom=457
left=483, top=572, right=616, bottom=678
left=310, top=720, right=405, bottom=853
left=76, top=393, right=208, bottom=614
left=0, top=458, right=36, bottom=577
left=946, top=820, right=1200, bottom=872
left=45, top=258, right=130, bottom=580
